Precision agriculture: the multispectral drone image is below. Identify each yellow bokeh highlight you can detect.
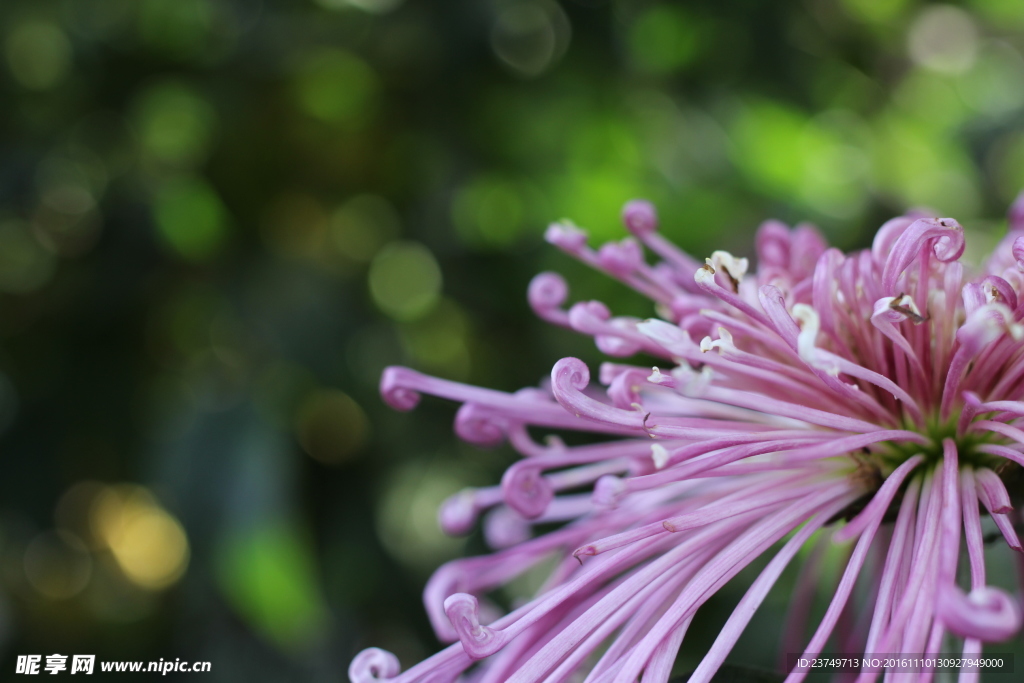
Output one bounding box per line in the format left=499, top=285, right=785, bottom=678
left=90, top=485, right=190, bottom=591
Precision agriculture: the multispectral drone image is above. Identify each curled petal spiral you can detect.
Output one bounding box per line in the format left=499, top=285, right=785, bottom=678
left=882, top=217, right=965, bottom=292
left=622, top=199, right=658, bottom=236
left=936, top=584, right=1023, bottom=642
left=349, top=648, right=401, bottom=683
left=379, top=366, right=422, bottom=411
left=443, top=593, right=509, bottom=659
left=528, top=271, right=571, bottom=326
left=501, top=461, right=554, bottom=519
left=453, top=403, right=507, bottom=447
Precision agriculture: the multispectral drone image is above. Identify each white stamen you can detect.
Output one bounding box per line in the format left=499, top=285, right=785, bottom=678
left=708, top=250, right=749, bottom=281
left=651, top=444, right=670, bottom=470
left=792, top=304, right=840, bottom=376
left=671, top=365, right=713, bottom=397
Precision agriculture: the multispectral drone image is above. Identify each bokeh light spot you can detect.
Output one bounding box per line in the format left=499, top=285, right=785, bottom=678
left=970, top=0, right=1024, bottom=28
left=330, top=194, right=401, bottom=262
left=991, top=131, right=1024, bottom=200
left=23, top=530, right=92, bottom=600
left=90, top=485, right=189, bottom=591
left=346, top=324, right=403, bottom=387
left=368, top=241, right=442, bottom=321
left=0, top=220, right=56, bottom=293
left=956, top=41, right=1024, bottom=117
left=33, top=153, right=106, bottom=257
left=261, top=192, right=330, bottom=261
left=628, top=5, right=700, bottom=74
left=294, top=389, right=370, bottom=465
left=55, top=481, right=106, bottom=543
left=294, top=49, right=378, bottom=126
left=5, top=21, right=72, bottom=90
left=153, top=176, right=230, bottom=261
left=490, top=1, right=571, bottom=78
left=730, top=101, right=807, bottom=196
left=730, top=102, right=872, bottom=216
left=908, top=5, right=978, bottom=74
left=376, top=463, right=465, bottom=569
left=397, top=299, right=471, bottom=379
left=873, top=112, right=980, bottom=217
left=134, top=81, right=217, bottom=167
left=555, top=170, right=645, bottom=242
left=452, top=176, right=526, bottom=248
left=316, top=0, right=404, bottom=13
left=216, top=521, right=328, bottom=651
left=138, top=0, right=215, bottom=60
left=111, top=511, right=189, bottom=590
left=253, top=361, right=317, bottom=426
left=840, top=0, right=909, bottom=24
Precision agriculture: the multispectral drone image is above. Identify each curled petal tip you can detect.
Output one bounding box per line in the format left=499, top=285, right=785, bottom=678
left=881, top=217, right=965, bottom=292
left=545, top=221, right=588, bottom=252
left=755, top=219, right=792, bottom=268
left=932, top=218, right=966, bottom=260
left=380, top=366, right=421, bottom=411
left=568, top=301, right=611, bottom=331
left=1012, top=236, right=1024, bottom=272
left=592, top=474, right=626, bottom=508
left=983, top=275, right=1018, bottom=310
left=528, top=271, right=569, bottom=312
left=709, top=250, right=749, bottom=282
left=501, top=464, right=554, bottom=519
left=454, top=403, right=507, bottom=447
left=551, top=357, right=591, bottom=397
left=438, top=489, right=480, bottom=536
left=443, top=593, right=508, bottom=659
left=636, top=318, right=691, bottom=356
left=936, top=584, right=1023, bottom=642
left=483, top=507, right=530, bottom=549
left=694, top=264, right=716, bottom=286
left=597, top=238, right=644, bottom=277
left=958, top=303, right=1023, bottom=353
left=349, top=648, right=401, bottom=683
left=607, top=369, right=645, bottom=409
left=622, top=199, right=658, bottom=236
left=595, top=334, right=643, bottom=357
left=572, top=545, right=596, bottom=563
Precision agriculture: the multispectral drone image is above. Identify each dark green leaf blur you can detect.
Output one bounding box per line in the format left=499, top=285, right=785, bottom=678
left=2, top=0, right=1024, bottom=679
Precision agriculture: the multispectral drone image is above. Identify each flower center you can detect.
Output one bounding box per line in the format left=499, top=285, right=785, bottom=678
left=877, top=419, right=1000, bottom=472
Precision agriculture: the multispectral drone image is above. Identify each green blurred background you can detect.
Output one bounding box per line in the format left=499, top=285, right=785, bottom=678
left=3, top=0, right=1024, bottom=679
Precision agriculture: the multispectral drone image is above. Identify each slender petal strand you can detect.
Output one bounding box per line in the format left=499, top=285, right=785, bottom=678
left=357, top=197, right=1024, bottom=683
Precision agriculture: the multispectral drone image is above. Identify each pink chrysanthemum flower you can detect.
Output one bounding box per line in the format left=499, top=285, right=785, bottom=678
left=351, top=197, right=1024, bottom=683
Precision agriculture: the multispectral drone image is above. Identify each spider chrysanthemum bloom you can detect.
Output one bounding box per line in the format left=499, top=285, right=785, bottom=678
left=351, top=197, right=1024, bottom=683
